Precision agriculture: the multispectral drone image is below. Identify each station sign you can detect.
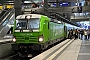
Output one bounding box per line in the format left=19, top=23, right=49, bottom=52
left=59, top=2, right=69, bottom=7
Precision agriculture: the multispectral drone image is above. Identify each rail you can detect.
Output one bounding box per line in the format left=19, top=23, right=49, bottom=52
left=0, top=8, right=14, bottom=26
left=0, top=9, right=10, bottom=22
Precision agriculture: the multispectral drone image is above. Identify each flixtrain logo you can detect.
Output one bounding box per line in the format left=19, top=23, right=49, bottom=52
left=20, top=33, right=32, bottom=36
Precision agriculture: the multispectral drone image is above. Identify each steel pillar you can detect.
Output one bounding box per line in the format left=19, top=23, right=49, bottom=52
left=15, top=0, right=22, bottom=18
left=56, top=0, right=59, bottom=7
left=44, top=0, right=48, bottom=8
left=44, top=0, right=49, bottom=16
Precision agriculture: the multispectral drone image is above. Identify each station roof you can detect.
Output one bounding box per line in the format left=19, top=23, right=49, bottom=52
left=0, top=0, right=89, bottom=27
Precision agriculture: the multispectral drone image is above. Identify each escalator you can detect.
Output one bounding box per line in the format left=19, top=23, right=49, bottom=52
left=0, top=9, right=10, bottom=22
left=0, top=8, right=15, bottom=39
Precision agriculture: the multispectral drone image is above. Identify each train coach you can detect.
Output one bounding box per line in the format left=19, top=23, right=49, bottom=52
left=12, top=14, right=67, bottom=55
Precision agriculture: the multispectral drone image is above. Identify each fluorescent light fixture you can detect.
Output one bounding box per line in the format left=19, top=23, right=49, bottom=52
left=63, top=3, right=66, bottom=4
left=24, top=1, right=32, bottom=3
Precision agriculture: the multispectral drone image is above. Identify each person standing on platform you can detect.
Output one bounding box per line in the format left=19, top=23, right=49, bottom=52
left=68, top=30, right=72, bottom=39
left=78, top=30, right=80, bottom=39
left=68, top=30, right=70, bottom=39
left=80, top=29, right=84, bottom=40
left=84, top=1, right=88, bottom=6
left=87, top=29, right=90, bottom=40
left=73, top=29, right=75, bottom=39
left=84, top=29, right=88, bottom=40
left=69, top=30, right=72, bottom=39
left=71, top=29, right=73, bottom=39
left=74, top=29, right=78, bottom=39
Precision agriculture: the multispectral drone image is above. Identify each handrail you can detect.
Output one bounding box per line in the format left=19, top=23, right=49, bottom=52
left=0, top=10, right=2, bottom=14
left=0, top=8, right=14, bottom=34
left=0, top=8, right=14, bottom=26
left=0, top=9, right=9, bottom=21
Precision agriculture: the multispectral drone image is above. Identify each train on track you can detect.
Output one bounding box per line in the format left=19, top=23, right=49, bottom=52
left=12, top=13, right=79, bottom=56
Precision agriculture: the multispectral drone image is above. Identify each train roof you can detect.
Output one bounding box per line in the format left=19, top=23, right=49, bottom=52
left=16, top=14, right=42, bottom=19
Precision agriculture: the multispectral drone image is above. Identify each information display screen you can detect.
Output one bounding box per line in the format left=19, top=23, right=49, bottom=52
left=59, top=2, right=69, bottom=7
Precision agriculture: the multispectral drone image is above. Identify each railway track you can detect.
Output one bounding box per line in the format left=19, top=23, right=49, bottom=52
left=0, top=39, right=67, bottom=60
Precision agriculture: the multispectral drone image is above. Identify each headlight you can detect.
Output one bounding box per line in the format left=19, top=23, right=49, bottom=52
left=13, top=38, right=16, bottom=42
left=25, top=15, right=32, bottom=20
left=26, top=16, right=30, bottom=19
left=39, top=36, right=44, bottom=42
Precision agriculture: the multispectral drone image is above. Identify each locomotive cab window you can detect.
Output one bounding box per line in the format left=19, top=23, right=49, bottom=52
left=16, top=18, right=40, bottom=30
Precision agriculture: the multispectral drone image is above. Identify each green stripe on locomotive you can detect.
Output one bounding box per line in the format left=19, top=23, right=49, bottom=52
left=13, top=15, right=66, bottom=44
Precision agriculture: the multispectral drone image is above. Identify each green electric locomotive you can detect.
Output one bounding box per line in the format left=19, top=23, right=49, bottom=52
left=12, top=14, right=67, bottom=54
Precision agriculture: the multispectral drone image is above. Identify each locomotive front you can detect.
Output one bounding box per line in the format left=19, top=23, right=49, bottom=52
left=12, top=14, right=44, bottom=54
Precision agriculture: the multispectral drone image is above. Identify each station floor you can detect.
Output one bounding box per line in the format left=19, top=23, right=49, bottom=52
left=78, top=39, right=90, bottom=60
left=31, top=38, right=90, bottom=60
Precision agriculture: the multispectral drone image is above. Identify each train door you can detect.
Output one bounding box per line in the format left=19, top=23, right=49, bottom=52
left=43, top=20, right=49, bottom=41
left=64, top=26, right=67, bottom=38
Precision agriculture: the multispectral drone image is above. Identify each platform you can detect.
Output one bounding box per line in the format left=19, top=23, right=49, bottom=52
left=31, top=39, right=90, bottom=60
left=0, top=34, right=13, bottom=58
left=78, top=39, right=90, bottom=60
